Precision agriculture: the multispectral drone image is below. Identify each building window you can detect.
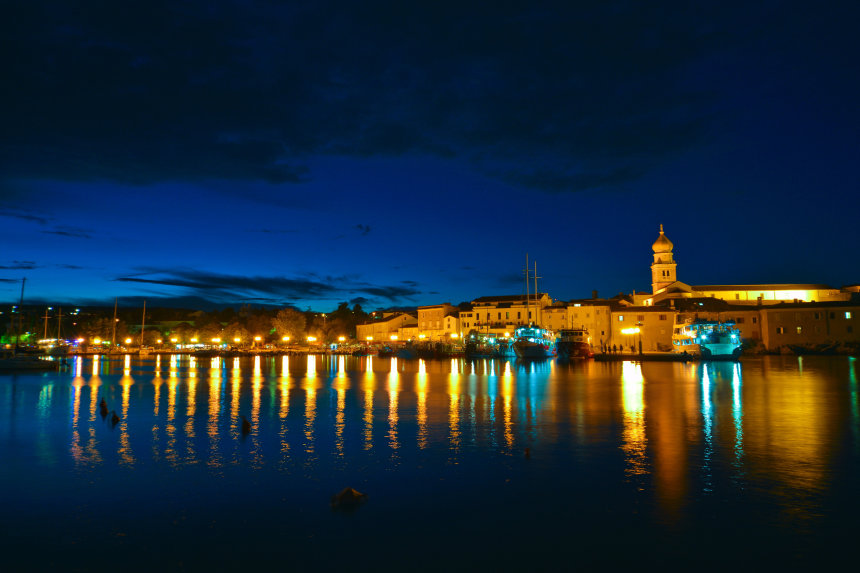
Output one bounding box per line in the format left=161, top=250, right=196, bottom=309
left=505, top=312, right=509, bottom=319
left=517, top=312, right=521, bottom=319
left=846, top=312, right=853, bottom=319
left=618, top=315, right=624, bottom=322
left=736, top=317, right=744, bottom=324
left=637, top=315, right=644, bottom=321
left=735, top=294, right=740, bottom=300
left=814, top=312, right=821, bottom=320
left=830, top=312, right=836, bottom=319
left=752, top=317, right=757, bottom=324
left=848, top=326, right=854, bottom=333
left=776, top=327, right=784, bottom=334
left=796, top=326, right=802, bottom=334
left=659, top=314, right=666, bottom=320
left=601, top=331, right=605, bottom=336
left=497, top=312, right=501, bottom=320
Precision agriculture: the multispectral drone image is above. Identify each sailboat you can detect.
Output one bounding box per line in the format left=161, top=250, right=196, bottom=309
left=512, top=257, right=556, bottom=359
left=1, top=278, right=57, bottom=371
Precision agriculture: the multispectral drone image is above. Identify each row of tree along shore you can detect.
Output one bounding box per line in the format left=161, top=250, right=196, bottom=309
left=1, top=302, right=374, bottom=349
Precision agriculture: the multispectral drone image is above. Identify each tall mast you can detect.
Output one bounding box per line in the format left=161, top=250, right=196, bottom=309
left=43, top=308, right=50, bottom=339
left=525, top=253, right=531, bottom=326
left=111, top=297, right=118, bottom=351
left=533, top=261, right=540, bottom=327
left=56, top=307, right=63, bottom=342
left=14, top=277, right=26, bottom=355
left=139, top=300, right=146, bottom=348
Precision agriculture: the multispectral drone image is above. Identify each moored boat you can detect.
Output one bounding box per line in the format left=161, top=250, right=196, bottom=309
left=672, top=316, right=742, bottom=360
left=512, top=325, right=556, bottom=359
left=556, top=328, right=593, bottom=359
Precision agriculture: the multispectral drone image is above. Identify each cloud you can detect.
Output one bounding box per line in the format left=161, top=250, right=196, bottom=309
left=41, top=227, right=93, bottom=239
left=0, top=260, right=38, bottom=270
left=0, top=207, right=51, bottom=225
left=0, top=1, right=761, bottom=193
left=356, top=224, right=371, bottom=236
left=113, top=267, right=422, bottom=306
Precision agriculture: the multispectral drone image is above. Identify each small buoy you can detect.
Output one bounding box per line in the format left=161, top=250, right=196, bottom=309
left=524, top=447, right=531, bottom=459
left=330, top=487, right=368, bottom=510
left=241, top=416, right=251, bottom=435
left=110, top=411, right=120, bottom=427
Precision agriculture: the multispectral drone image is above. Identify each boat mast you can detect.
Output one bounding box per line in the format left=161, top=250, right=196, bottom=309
left=56, top=307, right=63, bottom=342
left=14, top=277, right=26, bottom=356
left=525, top=254, right=531, bottom=326
left=111, top=297, right=118, bottom=352
left=139, top=300, right=146, bottom=348
left=533, top=261, right=540, bottom=327
left=42, top=307, right=50, bottom=339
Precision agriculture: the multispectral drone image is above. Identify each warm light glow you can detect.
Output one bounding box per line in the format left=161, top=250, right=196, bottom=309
left=124, top=338, right=132, bottom=344
left=76, top=337, right=84, bottom=343
left=307, top=336, right=317, bottom=342
left=255, top=336, right=262, bottom=341
left=621, top=327, right=641, bottom=335
left=157, top=339, right=162, bottom=344
left=504, top=332, right=510, bottom=337
left=282, top=336, right=290, bottom=341
left=191, top=338, right=198, bottom=343
left=171, top=337, right=178, bottom=343
left=234, top=337, right=241, bottom=343
left=450, top=333, right=459, bottom=339
left=212, top=337, right=221, bottom=343
left=93, top=338, right=101, bottom=344
left=366, top=336, right=373, bottom=341
left=390, top=335, right=398, bottom=341
left=338, top=336, right=346, bottom=342
left=418, top=334, right=426, bottom=339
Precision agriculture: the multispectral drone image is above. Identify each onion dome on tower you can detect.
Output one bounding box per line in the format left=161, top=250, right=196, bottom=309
left=652, top=224, right=673, bottom=253
left=651, top=224, right=677, bottom=294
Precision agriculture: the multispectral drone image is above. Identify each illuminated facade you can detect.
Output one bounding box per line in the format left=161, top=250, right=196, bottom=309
left=356, top=312, right=417, bottom=342
left=417, top=303, right=458, bottom=340
left=460, top=294, right=553, bottom=336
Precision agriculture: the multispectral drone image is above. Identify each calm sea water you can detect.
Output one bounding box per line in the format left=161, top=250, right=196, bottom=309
left=1, top=354, right=858, bottom=571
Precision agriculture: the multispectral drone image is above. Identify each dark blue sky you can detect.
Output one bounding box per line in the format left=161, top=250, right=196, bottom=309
left=2, top=1, right=858, bottom=310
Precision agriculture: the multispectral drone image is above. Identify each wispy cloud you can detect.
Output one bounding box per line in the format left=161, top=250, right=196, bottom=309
left=0, top=260, right=38, bottom=270
left=114, top=268, right=422, bottom=307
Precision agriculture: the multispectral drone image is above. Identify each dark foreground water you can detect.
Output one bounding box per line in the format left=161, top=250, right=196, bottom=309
left=1, top=354, right=858, bottom=571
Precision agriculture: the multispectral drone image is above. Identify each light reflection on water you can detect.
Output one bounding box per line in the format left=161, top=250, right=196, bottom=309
left=2, top=354, right=859, bottom=568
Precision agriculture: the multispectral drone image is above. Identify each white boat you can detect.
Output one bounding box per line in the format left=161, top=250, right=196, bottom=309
left=513, top=325, right=557, bottom=359
left=671, top=315, right=742, bottom=359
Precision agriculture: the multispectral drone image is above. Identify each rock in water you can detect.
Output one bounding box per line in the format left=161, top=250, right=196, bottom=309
left=330, top=487, right=368, bottom=510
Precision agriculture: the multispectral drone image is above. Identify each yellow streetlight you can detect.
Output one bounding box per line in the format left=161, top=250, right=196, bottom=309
left=282, top=336, right=290, bottom=342
left=191, top=338, right=198, bottom=343
left=254, top=336, right=262, bottom=341
left=307, top=336, right=317, bottom=342
left=338, top=336, right=346, bottom=342
left=390, top=335, right=398, bottom=341
left=366, top=336, right=373, bottom=341
left=234, top=337, right=241, bottom=343
left=212, top=337, right=221, bottom=343
left=418, top=334, right=426, bottom=339
left=124, top=338, right=132, bottom=344
left=94, top=338, right=101, bottom=344
left=157, top=339, right=162, bottom=344
left=450, top=333, right=459, bottom=339
left=171, top=337, right=178, bottom=343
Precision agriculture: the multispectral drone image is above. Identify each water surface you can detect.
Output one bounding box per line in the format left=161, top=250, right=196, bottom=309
left=2, top=354, right=858, bottom=571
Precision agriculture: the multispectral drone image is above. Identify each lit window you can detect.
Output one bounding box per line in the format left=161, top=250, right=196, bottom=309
left=618, top=316, right=624, bottom=322
left=846, top=312, right=853, bottom=319
left=796, top=326, right=802, bottom=334
left=776, top=327, right=784, bottom=334
left=659, top=315, right=666, bottom=320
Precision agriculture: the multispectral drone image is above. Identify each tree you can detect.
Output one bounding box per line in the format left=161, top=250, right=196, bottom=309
left=272, top=308, right=306, bottom=341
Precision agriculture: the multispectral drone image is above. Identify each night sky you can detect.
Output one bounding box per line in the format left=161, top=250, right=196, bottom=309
left=2, top=1, right=858, bottom=311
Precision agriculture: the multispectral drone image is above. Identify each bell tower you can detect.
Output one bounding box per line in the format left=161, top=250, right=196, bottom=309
left=651, top=224, right=677, bottom=293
